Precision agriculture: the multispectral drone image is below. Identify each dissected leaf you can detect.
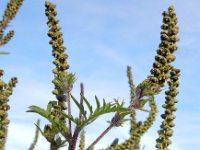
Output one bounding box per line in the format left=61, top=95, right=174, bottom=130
left=82, top=98, right=129, bottom=128
left=71, top=95, right=87, bottom=119
left=27, top=106, right=48, bottom=119
left=95, top=96, right=100, bottom=109
left=82, top=96, right=93, bottom=115
left=103, top=99, right=106, bottom=107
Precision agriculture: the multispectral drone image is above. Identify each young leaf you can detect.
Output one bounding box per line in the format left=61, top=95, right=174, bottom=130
left=46, top=101, right=57, bottom=116
left=81, top=98, right=129, bottom=128
left=82, top=96, right=93, bottom=115
left=95, top=96, right=100, bottom=109
left=62, top=112, right=83, bottom=128
left=71, top=95, right=87, bottom=119
left=103, top=99, right=106, bottom=107
left=34, top=123, right=45, bottom=138
left=55, top=136, right=67, bottom=148
left=27, top=106, right=48, bottom=120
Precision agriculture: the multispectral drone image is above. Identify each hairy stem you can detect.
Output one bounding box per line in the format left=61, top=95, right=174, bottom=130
left=87, top=124, right=114, bottom=150
left=79, top=83, right=84, bottom=121
left=68, top=83, right=84, bottom=150
left=67, top=89, right=72, bottom=137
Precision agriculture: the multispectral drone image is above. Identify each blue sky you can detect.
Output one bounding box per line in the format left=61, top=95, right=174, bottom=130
left=1, top=0, right=200, bottom=149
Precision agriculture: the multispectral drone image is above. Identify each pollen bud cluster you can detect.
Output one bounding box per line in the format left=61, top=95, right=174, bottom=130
left=149, top=6, right=179, bottom=88
left=45, top=1, right=70, bottom=111
left=156, top=66, right=180, bottom=149
left=0, top=71, right=17, bottom=146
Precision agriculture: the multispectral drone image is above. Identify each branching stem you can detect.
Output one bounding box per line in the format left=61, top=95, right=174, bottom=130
left=68, top=83, right=85, bottom=150
left=79, top=82, right=84, bottom=121
left=86, top=124, right=114, bottom=150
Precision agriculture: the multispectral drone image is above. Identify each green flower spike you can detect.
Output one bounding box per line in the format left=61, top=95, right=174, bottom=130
left=45, top=1, right=75, bottom=113
left=126, top=66, right=137, bottom=133
left=0, top=71, right=17, bottom=149
left=0, top=30, right=14, bottom=46
left=0, top=0, right=24, bottom=47
left=149, top=5, right=179, bottom=88
left=79, top=130, right=85, bottom=150
left=28, top=2, right=73, bottom=149
left=156, top=67, right=180, bottom=150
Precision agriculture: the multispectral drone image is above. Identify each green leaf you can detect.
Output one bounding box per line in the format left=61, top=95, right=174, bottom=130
left=27, top=106, right=48, bottom=120
left=46, top=101, right=57, bottom=116
left=55, top=137, right=67, bottom=148
left=104, top=103, right=111, bottom=112
left=95, top=96, right=100, bottom=109
left=82, top=96, right=93, bottom=115
left=27, top=105, right=68, bottom=133
left=34, top=123, right=45, bottom=137
left=64, top=113, right=75, bottom=122
left=71, top=95, right=87, bottom=119
left=0, top=51, right=10, bottom=54
left=81, top=98, right=129, bottom=128
left=74, top=117, right=82, bottom=125
left=110, top=138, right=119, bottom=147
left=103, top=99, right=106, bottom=107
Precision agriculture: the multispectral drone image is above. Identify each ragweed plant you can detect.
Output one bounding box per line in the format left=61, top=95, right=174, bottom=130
left=0, top=0, right=24, bottom=149
left=0, top=1, right=181, bottom=150
left=27, top=1, right=131, bottom=150
left=0, top=0, right=24, bottom=49
left=92, top=5, right=180, bottom=150
left=0, top=72, right=17, bottom=149
left=156, top=67, right=180, bottom=150
left=27, top=2, right=180, bottom=150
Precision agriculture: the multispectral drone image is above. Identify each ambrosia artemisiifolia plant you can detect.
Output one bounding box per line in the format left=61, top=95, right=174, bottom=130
left=0, top=0, right=24, bottom=149
left=0, top=1, right=180, bottom=150
left=28, top=2, right=180, bottom=150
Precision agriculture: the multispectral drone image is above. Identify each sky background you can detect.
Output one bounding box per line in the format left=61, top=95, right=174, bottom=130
left=0, top=0, right=200, bottom=150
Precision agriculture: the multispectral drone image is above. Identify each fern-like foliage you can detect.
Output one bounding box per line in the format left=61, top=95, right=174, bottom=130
left=28, top=96, right=129, bottom=131
left=27, top=101, right=68, bottom=142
